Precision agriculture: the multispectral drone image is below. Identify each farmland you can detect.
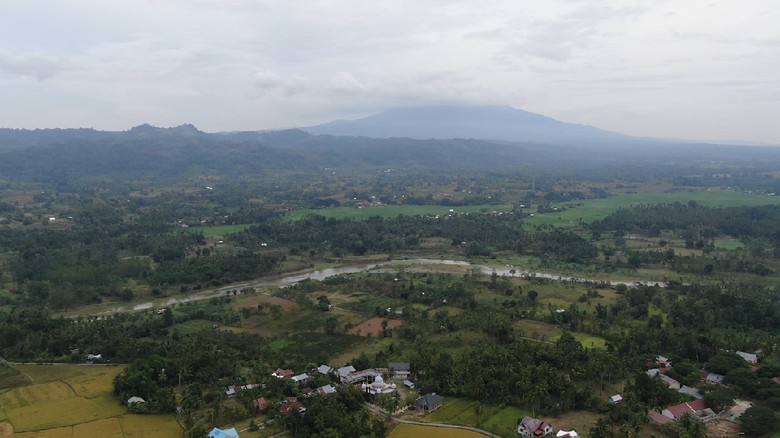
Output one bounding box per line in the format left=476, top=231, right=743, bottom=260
left=0, top=365, right=182, bottom=438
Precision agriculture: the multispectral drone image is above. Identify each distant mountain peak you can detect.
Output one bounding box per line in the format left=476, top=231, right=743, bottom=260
left=129, top=123, right=203, bottom=135
left=303, top=104, right=631, bottom=145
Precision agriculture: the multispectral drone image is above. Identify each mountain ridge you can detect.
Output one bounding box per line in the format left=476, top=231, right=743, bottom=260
left=302, top=104, right=645, bottom=145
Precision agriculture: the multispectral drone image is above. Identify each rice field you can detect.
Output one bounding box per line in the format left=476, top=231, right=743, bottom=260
left=0, top=365, right=182, bottom=438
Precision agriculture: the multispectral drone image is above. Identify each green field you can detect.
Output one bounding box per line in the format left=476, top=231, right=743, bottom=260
left=285, top=204, right=513, bottom=220
left=524, top=189, right=780, bottom=227
left=424, top=397, right=531, bottom=437
left=183, top=223, right=252, bottom=236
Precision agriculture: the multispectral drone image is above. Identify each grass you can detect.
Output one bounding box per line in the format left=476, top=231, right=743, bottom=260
left=388, top=423, right=487, bottom=438
left=285, top=204, right=513, bottom=221
left=6, top=395, right=127, bottom=432
left=424, top=398, right=532, bottom=437
left=713, top=237, right=744, bottom=250
left=182, top=224, right=252, bottom=236
left=0, top=365, right=182, bottom=437
left=523, top=189, right=780, bottom=227
left=118, top=414, right=183, bottom=438
left=513, top=319, right=607, bottom=349
left=0, top=363, right=31, bottom=389
left=329, top=337, right=398, bottom=366
left=482, top=406, right=531, bottom=436
left=73, top=418, right=124, bottom=438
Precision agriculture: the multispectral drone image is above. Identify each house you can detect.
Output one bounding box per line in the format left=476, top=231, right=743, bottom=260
left=517, top=416, right=554, bottom=436
left=647, top=369, right=681, bottom=389
left=656, top=355, right=672, bottom=368
left=317, top=364, right=333, bottom=375
left=225, top=386, right=237, bottom=398
left=342, top=368, right=380, bottom=384
left=678, top=385, right=704, bottom=399
left=662, top=399, right=708, bottom=420
left=648, top=411, right=673, bottom=425
left=209, top=427, right=239, bottom=438
left=337, top=365, right=356, bottom=381
left=415, top=393, right=444, bottom=412
left=556, top=431, right=579, bottom=438
left=317, top=384, right=337, bottom=396
left=736, top=351, right=758, bottom=364
left=272, top=368, right=294, bottom=379
left=388, top=362, right=411, bottom=379
left=126, top=396, right=146, bottom=406
left=608, top=394, right=623, bottom=404
left=278, top=399, right=305, bottom=416
left=704, top=372, right=725, bottom=385
left=291, top=373, right=312, bottom=384
left=252, top=397, right=268, bottom=411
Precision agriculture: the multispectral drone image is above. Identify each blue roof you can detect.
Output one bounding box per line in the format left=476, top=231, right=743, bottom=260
left=209, top=427, right=239, bottom=438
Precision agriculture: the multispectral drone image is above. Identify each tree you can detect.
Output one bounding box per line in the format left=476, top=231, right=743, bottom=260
left=739, top=405, right=777, bottom=437
left=704, top=388, right=736, bottom=413
left=324, top=317, right=338, bottom=335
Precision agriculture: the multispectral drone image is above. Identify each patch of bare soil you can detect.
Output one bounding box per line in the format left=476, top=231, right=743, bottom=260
left=348, top=318, right=403, bottom=337
left=705, top=419, right=741, bottom=438
left=234, top=295, right=299, bottom=312
left=0, top=422, right=14, bottom=437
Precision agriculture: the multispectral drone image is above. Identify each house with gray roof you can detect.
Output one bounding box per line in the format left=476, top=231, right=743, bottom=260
left=415, top=393, right=444, bottom=412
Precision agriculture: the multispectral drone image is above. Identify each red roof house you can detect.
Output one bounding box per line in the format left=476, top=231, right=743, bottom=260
left=253, top=397, right=268, bottom=411
left=662, top=399, right=707, bottom=420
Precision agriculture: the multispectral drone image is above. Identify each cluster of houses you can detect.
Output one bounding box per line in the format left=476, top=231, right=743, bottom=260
left=646, top=352, right=759, bottom=427
left=516, top=416, right=578, bottom=437
left=208, top=360, right=453, bottom=435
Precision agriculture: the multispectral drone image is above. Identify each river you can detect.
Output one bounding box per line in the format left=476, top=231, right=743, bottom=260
left=95, top=258, right=665, bottom=315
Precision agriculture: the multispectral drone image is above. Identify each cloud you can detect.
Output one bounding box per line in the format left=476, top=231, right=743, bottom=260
left=0, top=51, right=68, bottom=80
left=252, top=70, right=309, bottom=96
left=327, top=72, right=364, bottom=94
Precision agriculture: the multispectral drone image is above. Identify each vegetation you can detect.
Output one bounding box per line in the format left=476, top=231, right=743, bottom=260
left=3, top=127, right=780, bottom=437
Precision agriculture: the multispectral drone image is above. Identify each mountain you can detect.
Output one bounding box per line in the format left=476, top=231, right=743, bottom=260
left=303, top=105, right=639, bottom=145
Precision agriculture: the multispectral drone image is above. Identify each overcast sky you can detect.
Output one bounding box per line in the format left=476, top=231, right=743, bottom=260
left=1, top=0, right=779, bottom=144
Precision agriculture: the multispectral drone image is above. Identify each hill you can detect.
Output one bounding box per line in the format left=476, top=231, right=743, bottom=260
left=303, top=104, right=640, bottom=145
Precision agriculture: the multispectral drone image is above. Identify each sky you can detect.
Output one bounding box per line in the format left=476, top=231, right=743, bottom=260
left=1, top=0, right=779, bottom=144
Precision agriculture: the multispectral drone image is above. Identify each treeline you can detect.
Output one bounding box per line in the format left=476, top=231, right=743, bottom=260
left=232, top=214, right=597, bottom=262
left=591, top=202, right=780, bottom=244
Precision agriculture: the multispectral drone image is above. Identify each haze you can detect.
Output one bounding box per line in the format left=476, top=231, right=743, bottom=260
left=1, top=0, right=778, bottom=144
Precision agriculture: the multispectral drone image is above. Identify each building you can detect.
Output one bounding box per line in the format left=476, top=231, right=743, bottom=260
left=736, top=351, right=758, bottom=364
left=272, top=368, right=294, bottom=379
left=126, top=396, right=145, bottom=406
left=361, top=375, right=396, bottom=396
left=388, top=362, right=411, bottom=379
left=517, top=416, right=554, bottom=436
left=253, top=397, right=268, bottom=411
left=661, top=399, right=709, bottom=420
left=209, top=427, right=239, bottom=438
left=415, top=393, right=444, bottom=412
left=317, top=384, right=337, bottom=396
left=337, top=365, right=356, bottom=381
